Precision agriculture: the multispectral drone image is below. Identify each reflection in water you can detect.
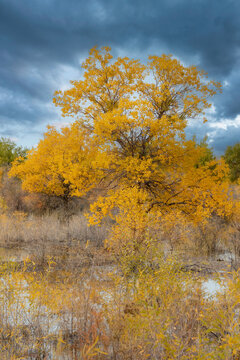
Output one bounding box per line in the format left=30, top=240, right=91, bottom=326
left=202, top=278, right=224, bottom=296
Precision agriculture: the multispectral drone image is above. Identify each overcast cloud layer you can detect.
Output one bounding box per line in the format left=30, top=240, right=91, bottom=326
left=0, top=0, right=240, bottom=154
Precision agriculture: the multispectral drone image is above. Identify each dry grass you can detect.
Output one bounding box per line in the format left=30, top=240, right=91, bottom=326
left=0, top=212, right=108, bottom=246
left=0, top=212, right=113, bottom=270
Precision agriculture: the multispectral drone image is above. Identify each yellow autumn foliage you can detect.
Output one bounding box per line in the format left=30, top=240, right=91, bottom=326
left=10, top=46, right=238, bottom=249
left=9, top=123, right=98, bottom=198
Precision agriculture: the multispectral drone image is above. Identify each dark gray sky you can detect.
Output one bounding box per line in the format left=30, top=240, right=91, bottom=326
left=0, top=0, right=240, bottom=154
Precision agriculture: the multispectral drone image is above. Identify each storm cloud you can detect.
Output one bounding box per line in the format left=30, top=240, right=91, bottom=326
left=0, top=0, right=240, bottom=153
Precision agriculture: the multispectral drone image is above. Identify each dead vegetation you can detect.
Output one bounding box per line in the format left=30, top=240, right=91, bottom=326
left=0, top=165, right=240, bottom=359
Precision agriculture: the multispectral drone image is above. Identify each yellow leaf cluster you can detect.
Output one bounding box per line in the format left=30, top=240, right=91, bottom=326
left=9, top=124, right=97, bottom=198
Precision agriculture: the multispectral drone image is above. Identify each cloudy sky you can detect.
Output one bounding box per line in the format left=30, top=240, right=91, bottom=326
left=0, top=0, right=240, bottom=155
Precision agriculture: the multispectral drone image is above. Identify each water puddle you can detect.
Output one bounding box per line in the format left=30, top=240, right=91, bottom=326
left=202, top=278, right=224, bottom=297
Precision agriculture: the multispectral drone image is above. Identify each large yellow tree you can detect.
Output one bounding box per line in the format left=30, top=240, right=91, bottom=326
left=53, top=47, right=238, bottom=250
left=11, top=47, right=237, bottom=248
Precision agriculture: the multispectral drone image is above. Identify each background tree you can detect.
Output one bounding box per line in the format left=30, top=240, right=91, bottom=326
left=194, top=135, right=215, bottom=168
left=0, top=137, right=27, bottom=166
left=0, top=138, right=28, bottom=213
left=223, top=143, right=240, bottom=182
